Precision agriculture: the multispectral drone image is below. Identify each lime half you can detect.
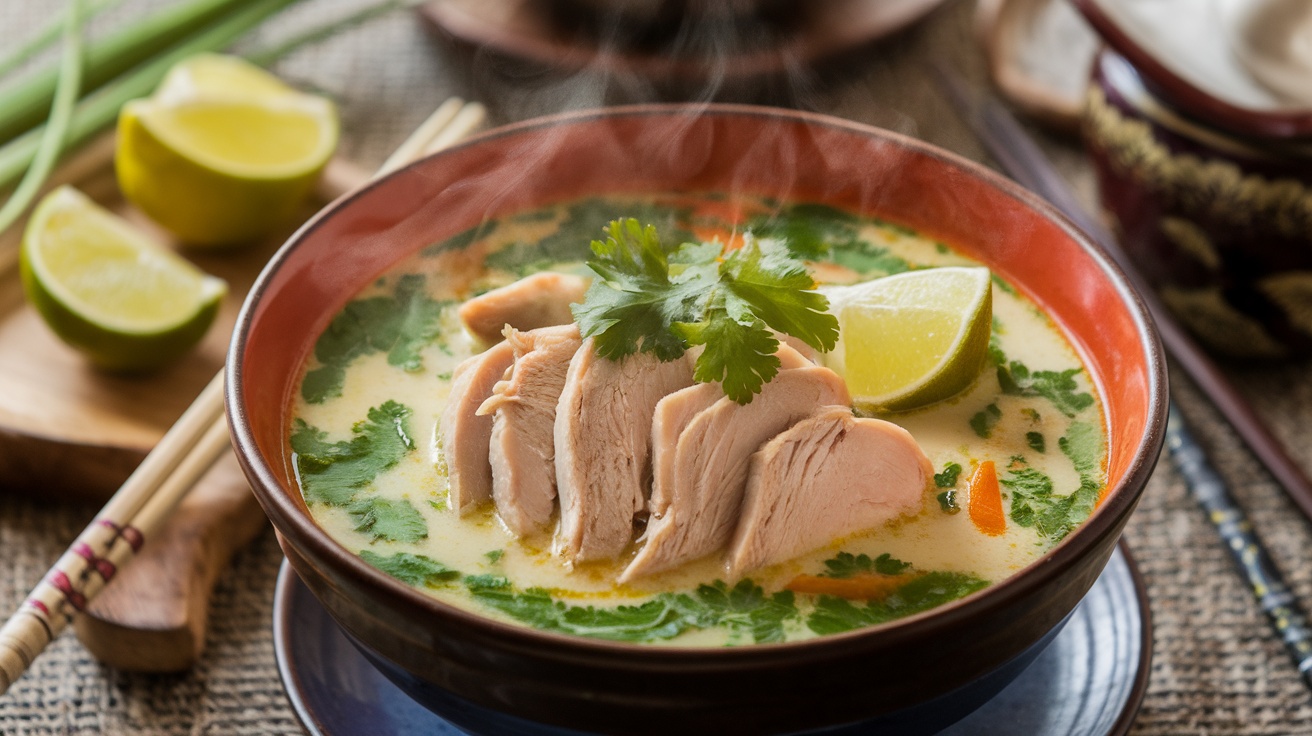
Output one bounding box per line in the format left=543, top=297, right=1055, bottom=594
left=20, top=186, right=227, bottom=372
left=821, top=266, right=993, bottom=412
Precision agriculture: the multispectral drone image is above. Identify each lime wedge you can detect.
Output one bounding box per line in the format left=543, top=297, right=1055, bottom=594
left=20, top=186, right=227, bottom=372
left=116, top=54, right=338, bottom=247
left=821, top=266, right=993, bottom=412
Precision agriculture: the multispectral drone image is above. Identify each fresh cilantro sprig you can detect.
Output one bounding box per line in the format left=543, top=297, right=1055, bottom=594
left=572, top=218, right=839, bottom=404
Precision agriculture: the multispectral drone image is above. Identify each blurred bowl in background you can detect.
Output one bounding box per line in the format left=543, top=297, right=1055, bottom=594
left=1082, top=50, right=1312, bottom=359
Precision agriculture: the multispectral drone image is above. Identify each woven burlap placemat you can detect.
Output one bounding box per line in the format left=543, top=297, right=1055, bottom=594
left=3, top=0, right=1312, bottom=733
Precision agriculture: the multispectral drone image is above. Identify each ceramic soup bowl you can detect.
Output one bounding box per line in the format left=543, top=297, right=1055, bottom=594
left=227, top=105, right=1166, bottom=735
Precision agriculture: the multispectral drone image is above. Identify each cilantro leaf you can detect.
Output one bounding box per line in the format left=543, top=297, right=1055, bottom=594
left=748, top=202, right=862, bottom=260
left=573, top=220, right=838, bottom=404
left=719, top=240, right=838, bottom=354
left=822, top=552, right=911, bottom=578
left=970, top=403, right=1001, bottom=438
left=937, top=490, right=960, bottom=513
left=1059, top=421, right=1103, bottom=475
left=674, top=316, right=781, bottom=403
left=933, top=462, right=962, bottom=488
left=1001, top=450, right=1100, bottom=545
left=303, top=275, right=449, bottom=403
left=291, top=401, right=415, bottom=505
left=359, top=551, right=458, bottom=587
left=678, top=580, right=799, bottom=644
left=465, top=576, right=692, bottom=642
left=1026, top=431, right=1046, bottom=453
left=348, top=497, right=428, bottom=543
left=806, top=572, right=989, bottom=635
left=571, top=219, right=696, bottom=361
left=990, top=344, right=1094, bottom=418
left=463, top=575, right=798, bottom=644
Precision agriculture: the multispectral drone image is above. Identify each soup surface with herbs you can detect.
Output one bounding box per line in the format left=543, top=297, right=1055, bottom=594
left=289, top=195, right=1107, bottom=646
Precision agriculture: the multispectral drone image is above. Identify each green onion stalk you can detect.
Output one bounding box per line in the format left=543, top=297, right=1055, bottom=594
left=0, top=0, right=85, bottom=235
left=0, top=0, right=272, bottom=145
left=0, top=0, right=425, bottom=196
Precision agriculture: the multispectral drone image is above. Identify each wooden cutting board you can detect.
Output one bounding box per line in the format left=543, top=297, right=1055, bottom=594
left=0, top=133, right=370, bottom=503
left=0, top=132, right=370, bottom=672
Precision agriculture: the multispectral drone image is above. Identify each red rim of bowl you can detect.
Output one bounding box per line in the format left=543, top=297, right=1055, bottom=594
left=1072, top=0, right=1312, bottom=141
left=226, top=103, right=1167, bottom=665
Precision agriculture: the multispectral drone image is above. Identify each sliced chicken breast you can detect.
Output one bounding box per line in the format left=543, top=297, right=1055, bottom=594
left=728, top=406, right=932, bottom=576
left=555, top=341, right=694, bottom=563
left=438, top=341, right=515, bottom=513
left=458, top=272, right=589, bottom=346
left=477, top=324, right=581, bottom=537
left=647, top=345, right=813, bottom=519
left=621, top=367, right=850, bottom=581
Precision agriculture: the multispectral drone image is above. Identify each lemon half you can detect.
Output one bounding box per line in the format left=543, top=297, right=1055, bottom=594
left=821, top=266, right=993, bottom=412
left=116, top=54, right=338, bottom=247
left=20, top=186, right=227, bottom=372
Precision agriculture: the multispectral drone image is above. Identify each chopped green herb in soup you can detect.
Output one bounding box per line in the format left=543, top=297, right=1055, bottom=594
left=290, top=196, right=1107, bottom=645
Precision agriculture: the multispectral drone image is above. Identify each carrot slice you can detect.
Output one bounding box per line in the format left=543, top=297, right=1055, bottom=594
left=968, top=460, right=1006, bottom=536
left=785, top=573, right=920, bottom=601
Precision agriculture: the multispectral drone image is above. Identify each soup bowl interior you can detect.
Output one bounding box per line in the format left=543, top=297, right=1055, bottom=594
left=228, top=105, right=1165, bottom=735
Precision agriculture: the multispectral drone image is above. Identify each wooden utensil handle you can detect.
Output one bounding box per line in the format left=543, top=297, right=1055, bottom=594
left=72, top=452, right=265, bottom=672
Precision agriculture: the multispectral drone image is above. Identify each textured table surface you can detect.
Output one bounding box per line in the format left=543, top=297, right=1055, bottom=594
left=3, top=0, right=1312, bottom=733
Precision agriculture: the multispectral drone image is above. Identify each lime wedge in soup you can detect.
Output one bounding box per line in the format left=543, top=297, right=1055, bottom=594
left=820, top=266, right=992, bottom=412
left=20, top=186, right=227, bottom=372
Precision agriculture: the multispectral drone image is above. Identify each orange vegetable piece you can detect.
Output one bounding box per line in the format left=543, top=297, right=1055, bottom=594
left=968, top=460, right=1006, bottom=536
left=784, top=573, right=920, bottom=601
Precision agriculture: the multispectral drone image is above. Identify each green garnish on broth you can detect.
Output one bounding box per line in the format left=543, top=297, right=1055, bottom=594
left=806, top=571, right=990, bottom=636
left=290, top=401, right=415, bottom=505
left=572, top=218, right=839, bottom=403
left=933, top=462, right=963, bottom=489
left=301, top=275, right=450, bottom=404
left=359, top=551, right=458, bottom=588
left=969, top=403, right=1002, bottom=439
left=347, top=497, right=428, bottom=543
left=821, top=552, right=912, bottom=578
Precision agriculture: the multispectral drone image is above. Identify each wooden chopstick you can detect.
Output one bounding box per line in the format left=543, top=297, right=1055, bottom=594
left=932, top=66, right=1312, bottom=690
left=931, top=65, right=1312, bottom=525
left=0, top=98, right=486, bottom=695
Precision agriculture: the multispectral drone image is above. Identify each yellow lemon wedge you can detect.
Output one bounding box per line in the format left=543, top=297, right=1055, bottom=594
left=20, top=186, right=227, bottom=372
left=820, top=266, right=993, bottom=412
left=116, top=54, right=338, bottom=247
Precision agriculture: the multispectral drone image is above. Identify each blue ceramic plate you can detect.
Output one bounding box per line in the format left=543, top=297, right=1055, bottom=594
left=274, top=542, right=1151, bottom=736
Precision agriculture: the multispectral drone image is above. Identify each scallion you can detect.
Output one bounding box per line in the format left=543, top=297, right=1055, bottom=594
left=0, top=0, right=85, bottom=235
left=0, top=0, right=270, bottom=145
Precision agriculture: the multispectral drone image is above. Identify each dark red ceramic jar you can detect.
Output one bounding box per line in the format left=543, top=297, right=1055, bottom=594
left=226, top=105, right=1166, bottom=735
left=1083, top=51, right=1312, bottom=358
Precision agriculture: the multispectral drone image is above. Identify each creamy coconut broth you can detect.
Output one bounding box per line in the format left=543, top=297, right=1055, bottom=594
left=290, top=196, right=1107, bottom=646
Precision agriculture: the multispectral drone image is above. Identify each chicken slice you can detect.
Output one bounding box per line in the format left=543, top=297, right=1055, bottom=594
left=438, top=341, right=515, bottom=513
left=458, top=272, right=589, bottom=346
left=477, top=324, right=582, bottom=537
left=555, top=341, right=694, bottom=563
left=727, top=406, right=932, bottom=576
left=648, top=345, right=813, bottom=519
left=621, top=367, right=850, bottom=581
